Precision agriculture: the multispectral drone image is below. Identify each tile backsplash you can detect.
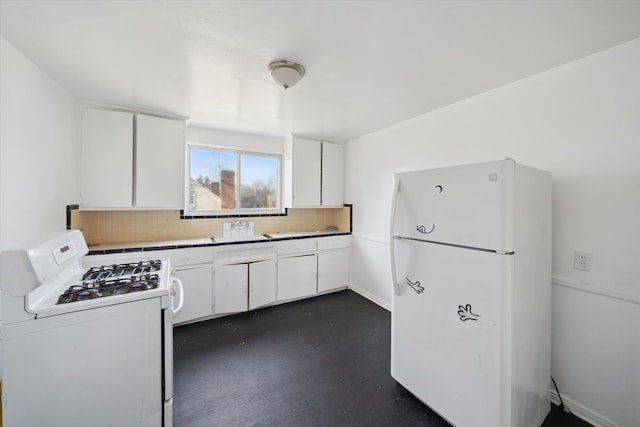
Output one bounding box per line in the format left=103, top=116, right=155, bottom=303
left=70, top=207, right=351, bottom=246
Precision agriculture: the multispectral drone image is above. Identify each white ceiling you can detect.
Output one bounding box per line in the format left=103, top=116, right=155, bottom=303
left=1, top=1, right=639, bottom=141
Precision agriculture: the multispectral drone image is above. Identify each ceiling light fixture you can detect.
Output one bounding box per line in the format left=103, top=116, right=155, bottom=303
left=268, top=60, right=305, bottom=90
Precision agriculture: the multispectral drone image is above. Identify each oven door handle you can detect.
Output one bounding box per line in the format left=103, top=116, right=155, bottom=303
left=171, top=276, right=184, bottom=317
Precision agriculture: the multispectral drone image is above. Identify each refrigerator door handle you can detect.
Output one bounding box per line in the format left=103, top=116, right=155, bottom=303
left=390, top=177, right=401, bottom=296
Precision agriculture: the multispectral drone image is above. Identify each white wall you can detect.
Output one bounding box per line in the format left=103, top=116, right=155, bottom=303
left=345, top=38, right=640, bottom=427
left=187, top=126, right=285, bottom=155
left=0, top=36, right=78, bottom=252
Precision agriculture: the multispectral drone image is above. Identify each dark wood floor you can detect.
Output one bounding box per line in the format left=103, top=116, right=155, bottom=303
left=173, top=290, right=591, bottom=427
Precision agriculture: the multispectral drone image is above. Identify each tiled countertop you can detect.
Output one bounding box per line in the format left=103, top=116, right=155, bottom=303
left=87, top=231, right=351, bottom=255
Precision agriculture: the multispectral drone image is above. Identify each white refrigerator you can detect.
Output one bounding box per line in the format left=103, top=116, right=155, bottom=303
left=390, top=159, right=551, bottom=427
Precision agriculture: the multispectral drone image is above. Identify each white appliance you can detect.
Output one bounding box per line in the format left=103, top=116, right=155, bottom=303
left=390, top=159, right=551, bottom=427
left=0, top=230, right=184, bottom=426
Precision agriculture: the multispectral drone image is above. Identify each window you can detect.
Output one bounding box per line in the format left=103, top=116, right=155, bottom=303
left=187, top=146, right=281, bottom=215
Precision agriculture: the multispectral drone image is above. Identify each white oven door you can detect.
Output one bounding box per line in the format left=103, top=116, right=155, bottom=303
left=163, top=305, right=175, bottom=427
left=3, top=298, right=164, bottom=427
left=161, top=275, right=183, bottom=426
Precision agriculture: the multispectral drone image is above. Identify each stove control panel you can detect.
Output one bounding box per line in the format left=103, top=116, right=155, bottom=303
left=52, top=241, right=78, bottom=265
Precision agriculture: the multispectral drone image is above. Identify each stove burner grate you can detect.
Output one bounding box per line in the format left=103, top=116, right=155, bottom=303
left=57, top=273, right=161, bottom=305
left=82, top=260, right=162, bottom=281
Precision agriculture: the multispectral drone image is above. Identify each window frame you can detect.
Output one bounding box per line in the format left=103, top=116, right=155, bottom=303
left=185, top=144, right=283, bottom=216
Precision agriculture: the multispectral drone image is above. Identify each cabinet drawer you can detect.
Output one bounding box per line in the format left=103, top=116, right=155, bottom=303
left=163, top=248, right=214, bottom=266
left=317, top=236, right=351, bottom=251
left=277, top=240, right=317, bottom=256
left=215, top=246, right=276, bottom=265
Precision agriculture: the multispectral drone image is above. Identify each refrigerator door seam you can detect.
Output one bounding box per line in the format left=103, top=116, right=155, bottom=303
left=394, top=235, right=514, bottom=255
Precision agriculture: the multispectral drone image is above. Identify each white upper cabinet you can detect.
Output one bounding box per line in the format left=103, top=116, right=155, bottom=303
left=81, top=109, right=134, bottom=208
left=292, top=138, right=322, bottom=206
left=135, top=114, right=185, bottom=208
left=289, top=137, right=344, bottom=208
left=80, top=108, right=185, bottom=209
left=320, top=141, right=344, bottom=207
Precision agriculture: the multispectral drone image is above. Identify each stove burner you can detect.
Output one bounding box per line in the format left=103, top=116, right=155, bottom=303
left=82, top=260, right=162, bottom=281
left=59, top=259, right=165, bottom=305
left=57, top=270, right=161, bottom=305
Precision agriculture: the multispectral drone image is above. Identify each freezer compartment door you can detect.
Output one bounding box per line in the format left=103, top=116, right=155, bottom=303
left=391, top=238, right=512, bottom=427
left=393, top=160, right=513, bottom=252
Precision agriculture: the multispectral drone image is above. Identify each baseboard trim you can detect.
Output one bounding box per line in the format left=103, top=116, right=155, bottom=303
left=550, top=389, right=619, bottom=427
left=349, top=284, right=391, bottom=312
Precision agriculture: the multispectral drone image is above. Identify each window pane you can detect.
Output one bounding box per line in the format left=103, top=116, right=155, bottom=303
left=189, top=149, right=237, bottom=211
left=240, top=155, right=279, bottom=209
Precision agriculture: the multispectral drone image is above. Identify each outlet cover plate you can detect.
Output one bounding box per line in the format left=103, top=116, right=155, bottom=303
left=574, top=251, right=592, bottom=272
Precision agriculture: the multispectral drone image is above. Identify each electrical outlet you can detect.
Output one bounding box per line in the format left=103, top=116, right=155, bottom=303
left=573, top=251, right=592, bottom=272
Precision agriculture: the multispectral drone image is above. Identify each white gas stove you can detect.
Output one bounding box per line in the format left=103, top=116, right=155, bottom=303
left=28, top=256, right=174, bottom=318
left=0, top=230, right=183, bottom=426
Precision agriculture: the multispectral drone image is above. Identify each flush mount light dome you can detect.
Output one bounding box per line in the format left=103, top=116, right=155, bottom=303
left=268, top=60, right=305, bottom=90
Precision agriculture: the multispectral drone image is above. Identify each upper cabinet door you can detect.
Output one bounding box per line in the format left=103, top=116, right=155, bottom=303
left=292, top=138, right=321, bottom=207
left=81, top=109, right=134, bottom=208
left=289, top=137, right=344, bottom=208
left=321, top=142, right=343, bottom=206
left=135, top=115, right=185, bottom=208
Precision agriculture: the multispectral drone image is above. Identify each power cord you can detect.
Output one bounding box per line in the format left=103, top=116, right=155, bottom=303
left=551, top=376, right=571, bottom=414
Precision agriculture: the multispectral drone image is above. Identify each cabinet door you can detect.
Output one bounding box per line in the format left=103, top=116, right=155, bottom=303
left=277, top=254, right=317, bottom=301
left=292, top=138, right=321, bottom=207
left=214, top=264, right=247, bottom=314
left=248, top=258, right=276, bottom=310
left=318, top=249, right=350, bottom=293
left=81, top=109, right=133, bottom=208
left=321, top=142, right=344, bottom=206
left=136, top=115, right=185, bottom=208
left=173, top=264, right=213, bottom=324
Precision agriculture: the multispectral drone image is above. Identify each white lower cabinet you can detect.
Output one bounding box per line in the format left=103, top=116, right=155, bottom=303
left=249, top=259, right=277, bottom=309
left=165, top=248, right=214, bottom=325
left=82, top=236, right=350, bottom=322
left=215, top=264, right=249, bottom=315
left=173, top=263, right=214, bottom=324
left=214, top=258, right=277, bottom=315
left=83, top=247, right=215, bottom=325
left=317, top=248, right=350, bottom=293
left=277, top=254, right=318, bottom=301
left=316, top=236, right=351, bottom=293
